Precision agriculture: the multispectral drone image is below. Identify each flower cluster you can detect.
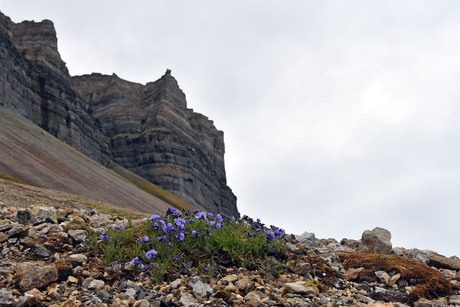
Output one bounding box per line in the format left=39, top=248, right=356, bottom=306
left=98, top=206, right=287, bottom=275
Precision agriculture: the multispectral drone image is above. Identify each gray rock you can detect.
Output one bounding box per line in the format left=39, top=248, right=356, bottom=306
left=34, top=243, right=51, bottom=258
left=179, top=292, right=198, bottom=306
left=190, top=276, right=213, bottom=300
left=285, top=281, right=319, bottom=297
left=68, top=253, right=87, bottom=265
left=88, top=279, right=105, bottom=291
left=0, top=288, right=15, bottom=306
left=297, top=231, right=317, bottom=248
left=67, top=229, right=86, bottom=243
left=358, top=227, right=392, bottom=254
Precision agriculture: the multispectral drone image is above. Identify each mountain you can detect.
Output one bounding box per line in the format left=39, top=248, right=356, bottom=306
left=0, top=11, right=238, bottom=217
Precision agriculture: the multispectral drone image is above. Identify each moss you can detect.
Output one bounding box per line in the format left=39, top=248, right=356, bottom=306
left=342, top=252, right=452, bottom=300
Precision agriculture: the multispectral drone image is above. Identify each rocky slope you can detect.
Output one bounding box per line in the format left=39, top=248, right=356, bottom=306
left=0, top=204, right=459, bottom=306
left=0, top=106, right=174, bottom=215
left=0, top=10, right=238, bottom=217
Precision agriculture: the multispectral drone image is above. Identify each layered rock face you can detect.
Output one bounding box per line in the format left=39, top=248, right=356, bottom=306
left=0, top=12, right=107, bottom=163
left=0, top=11, right=238, bottom=217
left=71, top=72, right=238, bottom=216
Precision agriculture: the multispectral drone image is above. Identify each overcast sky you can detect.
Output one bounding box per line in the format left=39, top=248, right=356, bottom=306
left=2, top=1, right=459, bottom=257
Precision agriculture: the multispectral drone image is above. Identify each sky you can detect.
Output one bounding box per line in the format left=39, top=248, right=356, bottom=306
left=1, top=1, right=459, bottom=257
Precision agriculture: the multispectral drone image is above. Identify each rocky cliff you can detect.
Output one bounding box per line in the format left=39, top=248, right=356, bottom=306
left=0, top=11, right=238, bottom=217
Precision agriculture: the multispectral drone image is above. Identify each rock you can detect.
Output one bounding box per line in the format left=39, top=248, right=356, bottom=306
left=358, top=227, right=392, bottom=254
left=235, top=277, right=254, bottom=292
left=88, top=279, right=105, bottom=291
left=244, top=291, right=263, bottom=306
left=67, top=229, right=86, bottom=242
left=430, top=255, right=460, bottom=271
left=414, top=298, right=437, bottom=307
left=375, top=270, right=390, bottom=285
left=388, top=273, right=401, bottom=286
left=22, top=288, right=43, bottom=306
left=285, top=281, right=319, bottom=297
left=17, top=205, right=58, bottom=225
left=68, top=253, right=87, bottom=265
left=16, top=261, right=58, bottom=291
left=222, top=274, right=238, bottom=283
left=0, top=288, right=15, bottom=306
left=60, top=299, right=81, bottom=307
left=179, top=292, right=198, bottom=306
left=342, top=267, right=364, bottom=281
left=34, top=243, right=51, bottom=258
left=297, top=231, right=317, bottom=247
left=190, top=276, right=213, bottom=300
left=65, top=216, right=86, bottom=230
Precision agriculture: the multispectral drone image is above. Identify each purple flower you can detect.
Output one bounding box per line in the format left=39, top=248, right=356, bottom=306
left=266, top=230, right=275, bottom=242
left=215, top=223, right=222, bottom=230
left=143, top=235, right=149, bottom=243
left=114, top=225, right=125, bottom=230
left=192, top=230, right=197, bottom=236
left=204, top=264, right=208, bottom=273
left=207, top=213, right=214, bottom=219
left=149, top=215, right=160, bottom=222
left=145, top=249, right=157, bottom=261
left=100, top=231, right=108, bottom=240
left=131, top=257, right=139, bottom=266
left=247, top=232, right=253, bottom=238
left=196, top=212, right=206, bottom=221
left=141, top=264, right=148, bottom=271
left=167, top=242, right=173, bottom=248
left=175, top=232, right=185, bottom=242
left=166, top=207, right=181, bottom=217
left=156, top=235, right=168, bottom=242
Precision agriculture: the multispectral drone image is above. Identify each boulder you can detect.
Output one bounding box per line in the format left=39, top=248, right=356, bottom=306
left=297, top=231, right=317, bottom=248
left=358, top=227, right=392, bottom=254
left=430, top=255, right=460, bottom=271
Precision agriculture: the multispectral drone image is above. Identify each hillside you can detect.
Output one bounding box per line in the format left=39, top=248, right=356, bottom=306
left=0, top=106, right=193, bottom=215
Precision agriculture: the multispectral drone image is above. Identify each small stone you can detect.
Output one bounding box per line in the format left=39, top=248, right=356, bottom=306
left=67, top=229, right=86, bottom=242
left=23, top=288, right=43, bottom=306
left=170, top=278, right=183, bottom=289
left=125, top=288, right=137, bottom=299
left=388, top=273, right=401, bottom=286
left=222, top=274, right=238, bottom=283
left=179, top=292, right=198, bottom=306
left=68, top=253, right=87, bottom=265
left=235, top=277, right=254, bottom=292
left=341, top=267, right=364, bottom=281
left=67, top=275, right=79, bottom=284
left=0, top=288, right=15, bottom=306
left=65, top=216, right=86, bottom=230
left=414, top=298, right=437, bottom=307
left=133, top=299, right=150, bottom=307
left=88, top=279, right=105, bottom=290
left=244, top=291, right=263, bottom=307
left=190, top=276, right=213, bottom=300
left=34, top=243, right=51, bottom=258
left=375, top=270, right=390, bottom=285
left=0, top=232, right=8, bottom=243
left=285, top=281, right=319, bottom=297
left=60, top=299, right=81, bottom=307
